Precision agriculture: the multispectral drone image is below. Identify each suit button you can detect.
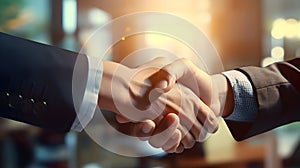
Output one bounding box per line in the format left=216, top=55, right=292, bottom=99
left=8, top=104, right=13, bottom=108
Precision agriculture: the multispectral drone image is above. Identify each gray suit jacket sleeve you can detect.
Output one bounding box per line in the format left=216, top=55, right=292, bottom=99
left=225, top=58, right=300, bottom=141
left=0, top=32, right=87, bottom=132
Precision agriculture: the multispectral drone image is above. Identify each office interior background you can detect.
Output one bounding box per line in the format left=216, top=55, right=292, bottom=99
left=0, top=0, right=299, bottom=168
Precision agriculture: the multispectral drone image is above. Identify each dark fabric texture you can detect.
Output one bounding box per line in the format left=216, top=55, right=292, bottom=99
left=0, top=32, right=85, bottom=132
left=225, top=58, right=300, bottom=141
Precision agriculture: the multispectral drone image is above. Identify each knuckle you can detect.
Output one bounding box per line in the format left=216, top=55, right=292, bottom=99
left=149, top=138, right=163, bottom=148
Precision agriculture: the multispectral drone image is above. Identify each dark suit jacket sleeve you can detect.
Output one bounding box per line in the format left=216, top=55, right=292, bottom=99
left=0, top=32, right=88, bottom=132
left=225, top=58, right=300, bottom=141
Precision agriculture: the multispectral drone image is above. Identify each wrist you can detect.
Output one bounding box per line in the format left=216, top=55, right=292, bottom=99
left=222, top=76, right=234, bottom=117
left=210, top=74, right=234, bottom=117
left=97, top=61, right=128, bottom=113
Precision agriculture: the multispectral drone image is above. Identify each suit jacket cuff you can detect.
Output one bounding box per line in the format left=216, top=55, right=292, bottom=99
left=71, top=55, right=102, bottom=131
left=222, top=70, right=258, bottom=122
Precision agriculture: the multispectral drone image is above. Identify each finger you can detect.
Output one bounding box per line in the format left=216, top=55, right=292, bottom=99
left=178, top=125, right=196, bottom=149
left=163, top=85, right=204, bottom=142
left=157, top=85, right=203, bottom=144
left=196, top=100, right=219, bottom=133
left=115, top=115, right=130, bottom=123
left=152, top=58, right=212, bottom=105
left=137, top=57, right=175, bottom=69
left=134, top=120, right=156, bottom=141
left=133, top=114, right=164, bottom=140
left=175, top=143, right=184, bottom=153
left=149, top=113, right=179, bottom=148
left=198, top=129, right=209, bottom=142
left=176, top=84, right=219, bottom=134
left=149, top=67, right=176, bottom=93
left=176, top=112, right=202, bottom=142
left=151, top=58, right=196, bottom=91
left=162, top=129, right=181, bottom=153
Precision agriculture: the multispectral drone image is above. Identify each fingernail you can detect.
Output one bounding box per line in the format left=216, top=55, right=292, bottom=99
left=142, top=124, right=152, bottom=134
left=176, top=145, right=184, bottom=153
left=158, top=80, right=168, bottom=89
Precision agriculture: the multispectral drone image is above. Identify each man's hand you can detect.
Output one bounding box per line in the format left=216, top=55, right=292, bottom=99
left=132, top=58, right=234, bottom=153
left=98, top=57, right=223, bottom=153
left=98, top=57, right=233, bottom=153
left=97, top=58, right=192, bottom=152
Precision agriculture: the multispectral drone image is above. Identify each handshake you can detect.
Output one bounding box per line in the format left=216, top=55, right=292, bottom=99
left=1, top=33, right=297, bottom=155
left=98, top=57, right=234, bottom=153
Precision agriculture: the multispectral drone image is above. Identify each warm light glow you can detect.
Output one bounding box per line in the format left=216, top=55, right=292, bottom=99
left=271, top=46, right=284, bottom=60
left=297, top=21, right=300, bottom=38
left=88, top=8, right=110, bottom=26
left=198, top=12, right=211, bottom=24
left=271, top=18, right=300, bottom=39
left=262, top=57, right=277, bottom=67
left=285, top=18, right=298, bottom=38
left=121, top=37, right=126, bottom=41
left=145, top=34, right=169, bottom=47
left=271, top=18, right=286, bottom=39
left=125, top=27, right=131, bottom=32
left=201, top=0, right=211, bottom=10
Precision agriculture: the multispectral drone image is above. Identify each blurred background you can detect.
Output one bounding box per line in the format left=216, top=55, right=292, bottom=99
left=0, top=0, right=300, bottom=168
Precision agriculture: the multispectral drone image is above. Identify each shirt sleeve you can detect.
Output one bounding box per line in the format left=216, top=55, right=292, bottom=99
left=222, top=70, right=258, bottom=122
left=71, top=55, right=103, bottom=131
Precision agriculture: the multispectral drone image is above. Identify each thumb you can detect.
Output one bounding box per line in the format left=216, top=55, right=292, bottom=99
left=150, top=68, right=177, bottom=93
left=150, top=58, right=197, bottom=93
left=115, top=114, right=130, bottom=123
left=155, top=58, right=211, bottom=104
left=146, top=69, right=176, bottom=103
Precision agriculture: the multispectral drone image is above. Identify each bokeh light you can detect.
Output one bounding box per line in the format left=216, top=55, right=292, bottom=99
left=272, top=18, right=300, bottom=39
left=271, top=46, right=284, bottom=60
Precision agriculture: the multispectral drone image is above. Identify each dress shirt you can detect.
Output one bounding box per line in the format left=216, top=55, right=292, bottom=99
left=70, top=55, right=102, bottom=131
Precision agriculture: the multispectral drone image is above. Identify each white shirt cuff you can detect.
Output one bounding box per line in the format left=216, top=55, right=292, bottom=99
left=71, top=55, right=102, bottom=131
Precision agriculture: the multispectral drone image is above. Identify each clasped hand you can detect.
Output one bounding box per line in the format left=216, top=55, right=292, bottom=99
left=98, top=57, right=229, bottom=153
